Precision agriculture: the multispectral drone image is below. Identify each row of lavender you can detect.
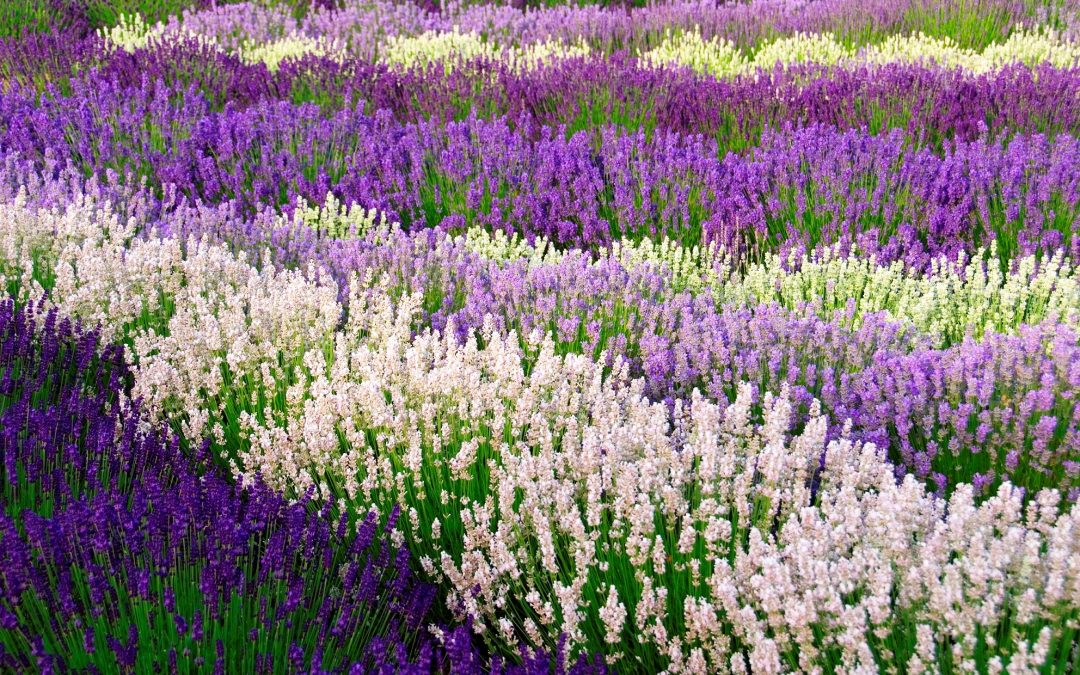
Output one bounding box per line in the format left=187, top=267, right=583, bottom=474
left=9, top=27, right=1080, bottom=143
left=3, top=0, right=1080, bottom=672
left=21, top=0, right=1064, bottom=52
left=4, top=78, right=1080, bottom=264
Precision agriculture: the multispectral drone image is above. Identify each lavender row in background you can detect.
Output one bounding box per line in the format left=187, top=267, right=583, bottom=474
left=174, top=0, right=1036, bottom=54
left=3, top=80, right=1078, bottom=265
left=7, top=33, right=1080, bottom=152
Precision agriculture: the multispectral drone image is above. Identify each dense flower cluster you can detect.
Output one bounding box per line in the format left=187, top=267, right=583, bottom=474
left=3, top=0, right=1080, bottom=671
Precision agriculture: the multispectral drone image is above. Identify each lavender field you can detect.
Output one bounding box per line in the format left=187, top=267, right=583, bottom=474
left=1, top=0, right=1080, bottom=672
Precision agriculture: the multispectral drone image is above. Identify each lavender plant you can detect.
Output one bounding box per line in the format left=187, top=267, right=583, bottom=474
left=0, top=0, right=90, bottom=38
